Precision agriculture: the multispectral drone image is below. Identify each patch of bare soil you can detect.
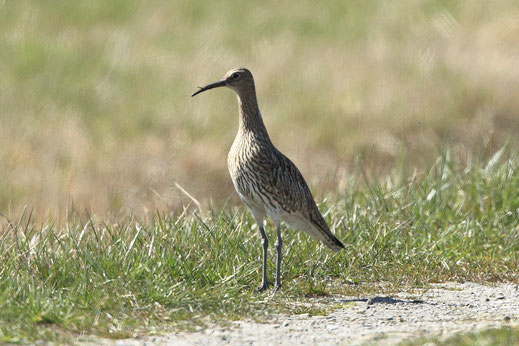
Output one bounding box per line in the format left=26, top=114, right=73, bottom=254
left=95, top=282, right=519, bottom=345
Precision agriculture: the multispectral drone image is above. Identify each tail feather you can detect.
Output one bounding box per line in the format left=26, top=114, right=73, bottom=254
left=283, top=213, right=344, bottom=251
left=312, top=224, right=344, bottom=252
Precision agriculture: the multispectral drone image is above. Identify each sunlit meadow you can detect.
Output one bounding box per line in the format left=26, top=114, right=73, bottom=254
left=1, top=0, right=518, bottom=217
left=1, top=0, right=519, bottom=343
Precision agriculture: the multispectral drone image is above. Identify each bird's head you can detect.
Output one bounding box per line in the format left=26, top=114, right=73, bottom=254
left=191, top=68, right=254, bottom=97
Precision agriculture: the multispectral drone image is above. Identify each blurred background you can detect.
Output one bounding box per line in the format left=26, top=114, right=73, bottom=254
left=0, top=0, right=518, bottom=218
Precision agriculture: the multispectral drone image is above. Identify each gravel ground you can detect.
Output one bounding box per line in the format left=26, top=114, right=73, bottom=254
left=101, top=282, right=519, bottom=345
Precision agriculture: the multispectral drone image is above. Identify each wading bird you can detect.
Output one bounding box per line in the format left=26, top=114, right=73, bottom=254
left=192, top=68, right=344, bottom=291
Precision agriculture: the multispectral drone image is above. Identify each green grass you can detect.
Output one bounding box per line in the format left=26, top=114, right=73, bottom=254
left=1, top=151, right=519, bottom=342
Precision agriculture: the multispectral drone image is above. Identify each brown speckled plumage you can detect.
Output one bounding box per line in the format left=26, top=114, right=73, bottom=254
left=192, top=68, right=344, bottom=291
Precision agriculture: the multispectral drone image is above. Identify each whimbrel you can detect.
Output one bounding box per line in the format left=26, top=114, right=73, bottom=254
left=192, top=68, right=344, bottom=291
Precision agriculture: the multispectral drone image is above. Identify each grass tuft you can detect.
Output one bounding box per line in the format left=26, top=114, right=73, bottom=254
left=408, top=326, right=519, bottom=345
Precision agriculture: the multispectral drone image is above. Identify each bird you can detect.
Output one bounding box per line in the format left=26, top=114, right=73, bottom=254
left=191, top=68, right=344, bottom=291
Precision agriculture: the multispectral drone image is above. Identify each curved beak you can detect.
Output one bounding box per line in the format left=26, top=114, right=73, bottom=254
left=191, top=79, right=226, bottom=97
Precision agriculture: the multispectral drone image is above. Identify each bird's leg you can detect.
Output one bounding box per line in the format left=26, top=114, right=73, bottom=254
left=275, top=224, right=282, bottom=291
left=257, top=225, right=271, bottom=292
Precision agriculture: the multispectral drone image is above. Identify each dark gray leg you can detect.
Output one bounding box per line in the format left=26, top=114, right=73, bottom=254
left=257, top=226, right=271, bottom=292
left=275, top=224, right=282, bottom=290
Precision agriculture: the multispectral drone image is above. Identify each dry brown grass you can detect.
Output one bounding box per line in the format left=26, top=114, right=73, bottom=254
left=0, top=0, right=518, bottom=218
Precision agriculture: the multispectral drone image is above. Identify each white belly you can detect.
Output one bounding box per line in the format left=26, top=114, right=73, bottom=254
left=232, top=178, right=282, bottom=224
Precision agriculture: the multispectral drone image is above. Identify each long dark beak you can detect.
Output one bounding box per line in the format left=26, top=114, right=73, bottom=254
left=191, top=79, right=226, bottom=97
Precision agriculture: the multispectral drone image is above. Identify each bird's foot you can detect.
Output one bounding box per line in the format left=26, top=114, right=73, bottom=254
left=256, top=281, right=272, bottom=293
left=274, top=282, right=282, bottom=292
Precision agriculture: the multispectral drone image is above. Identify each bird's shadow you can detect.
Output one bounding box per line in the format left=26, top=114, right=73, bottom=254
left=339, top=297, right=426, bottom=305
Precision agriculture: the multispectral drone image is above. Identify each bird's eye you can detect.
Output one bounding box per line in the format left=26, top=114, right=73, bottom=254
left=232, top=73, right=240, bottom=79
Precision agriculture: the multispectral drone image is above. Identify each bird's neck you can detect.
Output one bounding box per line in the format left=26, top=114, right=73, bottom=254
left=236, top=90, right=270, bottom=140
